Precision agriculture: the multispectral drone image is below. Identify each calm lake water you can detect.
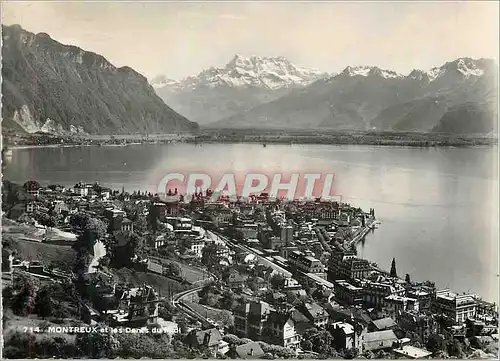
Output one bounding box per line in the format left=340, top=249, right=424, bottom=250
left=4, top=143, right=498, bottom=302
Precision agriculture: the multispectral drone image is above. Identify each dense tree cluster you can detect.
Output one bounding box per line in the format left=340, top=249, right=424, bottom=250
left=2, top=274, right=36, bottom=316
left=3, top=274, right=81, bottom=320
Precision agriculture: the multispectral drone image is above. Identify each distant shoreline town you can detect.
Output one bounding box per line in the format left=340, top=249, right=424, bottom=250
left=2, top=129, right=498, bottom=150
left=2, top=179, right=498, bottom=359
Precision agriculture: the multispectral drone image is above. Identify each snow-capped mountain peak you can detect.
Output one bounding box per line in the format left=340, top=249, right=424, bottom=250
left=425, top=57, right=486, bottom=81
left=340, top=65, right=403, bottom=79
left=451, top=57, right=485, bottom=78
left=165, top=55, right=329, bottom=91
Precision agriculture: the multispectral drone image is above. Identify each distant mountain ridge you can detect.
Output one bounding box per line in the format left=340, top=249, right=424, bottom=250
left=2, top=24, right=198, bottom=135
left=152, top=54, right=330, bottom=124
left=211, top=57, right=497, bottom=133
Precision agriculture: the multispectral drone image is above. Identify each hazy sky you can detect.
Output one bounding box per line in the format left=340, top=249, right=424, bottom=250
left=2, top=1, right=499, bottom=80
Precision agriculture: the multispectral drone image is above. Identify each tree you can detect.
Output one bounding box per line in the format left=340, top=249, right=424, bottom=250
left=345, top=348, right=359, bottom=359
left=201, top=243, right=223, bottom=272
left=73, top=215, right=107, bottom=252
left=426, top=334, right=445, bottom=354
left=99, top=255, right=111, bottom=269
left=446, top=339, right=464, bottom=358
left=69, top=213, right=91, bottom=231
left=114, top=332, right=173, bottom=358
left=34, top=287, right=53, bottom=318
left=301, top=340, right=313, bottom=351
left=219, top=290, right=237, bottom=310
left=35, top=212, right=56, bottom=227
left=405, top=273, right=411, bottom=284
left=73, top=250, right=92, bottom=276
left=269, top=273, right=285, bottom=290
left=23, top=180, right=41, bottom=192
left=75, top=327, right=118, bottom=358
left=300, top=328, right=337, bottom=356
left=148, top=201, right=160, bottom=233
left=111, top=231, right=142, bottom=267
left=10, top=274, right=35, bottom=316
left=158, top=300, right=177, bottom=321
left=390, top=258, right=397, bottom=278
left=3, top=286, right=14, bottom=309
left=163, top=262, right=181, bottom=277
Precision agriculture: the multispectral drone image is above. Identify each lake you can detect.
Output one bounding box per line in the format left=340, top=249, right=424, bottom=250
left=4, top=143, right=498, bottom=302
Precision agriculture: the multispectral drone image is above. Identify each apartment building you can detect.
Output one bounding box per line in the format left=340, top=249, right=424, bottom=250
left=432, top=289, right=477, bottom=324
left=289, top=250, right=325, bottom=278
left=334, top=280, right=363, bottom=306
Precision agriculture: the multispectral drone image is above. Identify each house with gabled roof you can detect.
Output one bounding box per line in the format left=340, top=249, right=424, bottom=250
left=265, top=309, right=301, bottom=349
left=186, top=328, right=227, bottom=354
left=298, top=302, right=329, bottom=329
left=229, top=341, right=264, bottom=359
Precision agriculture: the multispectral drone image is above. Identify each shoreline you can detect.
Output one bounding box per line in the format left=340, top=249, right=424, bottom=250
left=6, top=139, right=498, bottom=150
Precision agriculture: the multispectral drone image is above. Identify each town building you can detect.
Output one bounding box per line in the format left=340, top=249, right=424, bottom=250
left=280, top=246, right=299, bottom=260
left=298, top=302, right=329, bottom=328
left=247, top=301, right=273, bottom=340
left=384, top=295, right=419, bottom=318
left=369, top=317, right=397, bottom=332
left=432, top=289, right=477, bottom=324
left=121, top=218, right=133, bottom=232
left=334, top=280, right=363, bottom=306
left=407, top=289, right=433, bottom=312
left=328, top=254, right=371, bottom=281
left=361, top=330, right=398, bottom=353
left=288, top=251, right=325, bottom=278
left=362, top=280, right=406, bottom=309
left=237, top=223, right=259, bottom=240
left=186, top=328, right=228, bottom=355
left=73, top=182, right=90, bottom=197
left=186, top=238, right=205, bottom=258
left=265, top=310, right=301, bottom=349
left=330, top=321, right=363, bottom=353
left=393, top=345, right=433, bottom=359
left=234, top=301, right=301, bottom=349
left=230, top=342, right=264, bottom=359
left=398, top=311, right=437, bottom=344
left=280, top=225, right=294, bottom=243
left=234, top=303, right=251, bottom=337
left=110, top=285, right=160, bottom=327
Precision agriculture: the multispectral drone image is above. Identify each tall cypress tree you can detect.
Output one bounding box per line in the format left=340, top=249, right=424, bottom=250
left=390, top=257, right=397, bottom=278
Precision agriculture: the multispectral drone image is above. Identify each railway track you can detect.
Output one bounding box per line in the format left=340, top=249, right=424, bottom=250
left=171, top=284, right=219, bottom=328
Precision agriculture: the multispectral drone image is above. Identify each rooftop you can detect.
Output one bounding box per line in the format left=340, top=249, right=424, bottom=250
left=331, top=321, right=354, bottom=335
left=235, top=342, right=264, bottom=359
left=363, top=330, right=398, bottom=343
left=372, top=317, right=397, bottom=330
left=336, top=280, right=362, bottom=291
left=394, top=345, right=433, bottom=359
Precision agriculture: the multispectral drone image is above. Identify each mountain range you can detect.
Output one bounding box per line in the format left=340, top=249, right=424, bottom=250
left=154, top=57, right=497, bottom=134
left=152, top=55, right=329, bottom=125
left=1, top=24, right=496, bottom=136
left=1, top=24, right=198, bottom=135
